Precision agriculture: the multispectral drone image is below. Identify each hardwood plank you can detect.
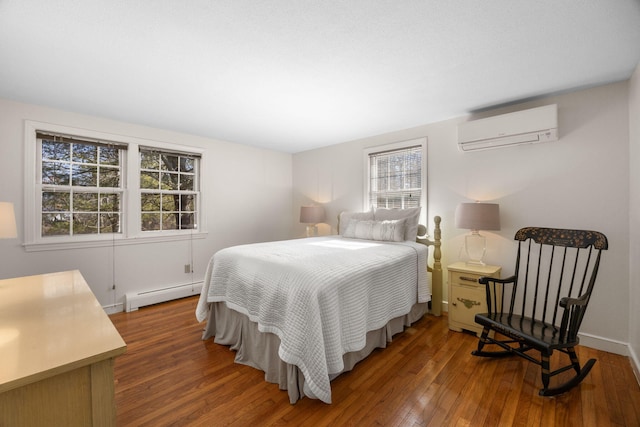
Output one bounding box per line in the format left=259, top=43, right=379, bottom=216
left=110, top=296, right=640, bottom=426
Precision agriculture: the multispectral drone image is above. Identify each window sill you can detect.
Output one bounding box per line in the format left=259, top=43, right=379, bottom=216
left=23, top=231, right=208, bottom=252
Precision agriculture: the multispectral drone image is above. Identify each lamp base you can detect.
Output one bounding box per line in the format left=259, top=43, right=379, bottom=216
left=306, top=225, right=318, bottom=237
left=464, top=231, right=486, bottom=265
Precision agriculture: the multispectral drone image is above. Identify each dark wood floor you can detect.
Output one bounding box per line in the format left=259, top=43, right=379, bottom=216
left=110, top=296, right=640, bottom=426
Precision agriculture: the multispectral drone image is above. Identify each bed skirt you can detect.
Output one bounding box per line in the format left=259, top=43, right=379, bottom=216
left=201, top=301, right=428, bottom=404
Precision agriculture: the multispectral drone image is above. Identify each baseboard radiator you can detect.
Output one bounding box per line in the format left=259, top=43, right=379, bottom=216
left=125, top=281, right=203, bottom=312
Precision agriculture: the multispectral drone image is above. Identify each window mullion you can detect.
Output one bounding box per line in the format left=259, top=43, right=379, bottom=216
left=125, top=142, right=139, bottom=238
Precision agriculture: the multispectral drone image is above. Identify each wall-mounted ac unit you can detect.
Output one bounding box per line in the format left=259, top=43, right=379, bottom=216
left=457, top=104, right=558, bottom=152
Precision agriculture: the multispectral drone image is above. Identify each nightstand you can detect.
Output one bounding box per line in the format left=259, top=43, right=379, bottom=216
left=448, top=262, right=501, bottom=336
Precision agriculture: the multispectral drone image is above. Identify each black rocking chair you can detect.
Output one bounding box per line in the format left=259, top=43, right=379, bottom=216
left=472, top=227, right=608, bottom=396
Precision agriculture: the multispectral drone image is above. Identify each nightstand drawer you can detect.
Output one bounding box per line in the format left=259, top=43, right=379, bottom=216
left=449, top=283, right=487, bottom=327
left=450, top=271, right=483, bottom=286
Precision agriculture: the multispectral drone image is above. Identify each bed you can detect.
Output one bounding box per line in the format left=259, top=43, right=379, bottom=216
left=196, top=208, right=442, bottom=404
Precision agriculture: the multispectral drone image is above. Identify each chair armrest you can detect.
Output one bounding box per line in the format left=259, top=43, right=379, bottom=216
left=559, top=294, right=589, bottom=341
left=559, top=294, right=588, bottom=308
left=478, top=275, right=516, bottom=285
left=476, top=275, right=516, bottom=315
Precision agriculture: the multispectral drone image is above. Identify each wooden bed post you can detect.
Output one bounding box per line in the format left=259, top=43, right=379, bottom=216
left=417, top=216, right=443, bottom=316
left=431, top=216, right=442, bottom=316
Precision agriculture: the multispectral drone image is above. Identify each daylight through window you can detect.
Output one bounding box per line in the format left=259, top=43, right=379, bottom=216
left=139, top=148, right=200, bottom=232
left=30, top=125, right=205, bottom=248
left=368, top=145, right=423, bottom=209
left=37, top=132, right=125, bottom=237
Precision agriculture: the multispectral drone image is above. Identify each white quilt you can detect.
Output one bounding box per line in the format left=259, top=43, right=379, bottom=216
left=195, top=236, right=429, bottom=404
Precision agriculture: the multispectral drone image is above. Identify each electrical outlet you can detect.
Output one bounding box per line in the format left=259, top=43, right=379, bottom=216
left=184, top=264, right=191, bottom=274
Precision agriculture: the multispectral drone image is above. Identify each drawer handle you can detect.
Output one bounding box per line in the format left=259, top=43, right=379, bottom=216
left=459, top=276, right=478, bottom=283
left=457, top=297, right=481, bottom=309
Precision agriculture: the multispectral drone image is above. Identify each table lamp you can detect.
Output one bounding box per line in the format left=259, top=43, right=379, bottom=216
left=0, top=202, right=17, bottom=240
left=300, top=205, right=325, bottom=237
left=455, top=202, right=500, bottom=265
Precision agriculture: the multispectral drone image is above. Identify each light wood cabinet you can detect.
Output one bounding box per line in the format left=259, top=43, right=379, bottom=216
left=448, top=262, right=501, bottom=336
left=0, top=270, right=126, bottom=426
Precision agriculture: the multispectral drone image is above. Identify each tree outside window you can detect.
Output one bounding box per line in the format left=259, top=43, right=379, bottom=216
left=368, top=145, right=423, bottom=210
left=39, top=136, right=122, bottom=237
left=140, top=149, right=198, bottom=232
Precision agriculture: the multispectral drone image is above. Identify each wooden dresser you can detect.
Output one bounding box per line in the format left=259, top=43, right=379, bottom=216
left=0, top=270, right=126, bottom=426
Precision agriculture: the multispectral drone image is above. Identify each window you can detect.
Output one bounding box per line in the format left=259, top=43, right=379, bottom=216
left=37, top=132, right=125, bottom=238
left=364, top=138, right=426, bottom=214
left=25, top=121, right=205, bottom=250
left=139, top=148, right=199, bottom=232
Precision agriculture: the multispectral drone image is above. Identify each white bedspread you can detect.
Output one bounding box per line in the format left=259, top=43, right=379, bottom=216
left=196, top=236, right=429, bottom=404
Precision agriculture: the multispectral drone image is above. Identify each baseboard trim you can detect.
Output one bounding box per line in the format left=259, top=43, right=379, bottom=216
left=103, top=302, right=124, bottom=315
left=578, top=331, right=629, bottom=356
left=629, top=344, right=640, bottom=387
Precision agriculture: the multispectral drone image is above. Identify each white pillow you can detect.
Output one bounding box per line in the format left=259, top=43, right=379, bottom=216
left=338, top=209, right=374, bottom=235
left=373, top=207, right=421, bottom=241
left=343, top=219, right=406, bottom=242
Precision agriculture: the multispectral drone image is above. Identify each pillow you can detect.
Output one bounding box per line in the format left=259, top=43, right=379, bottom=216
left=343, top=219, right=406, bottom=242
left=338, top=209, right=374, bottom=235
left=373, top=207, right=421, bottom=241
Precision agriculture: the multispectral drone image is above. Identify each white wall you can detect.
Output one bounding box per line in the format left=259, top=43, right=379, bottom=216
left=0, top=79, right=634, bottom=356
left=293, top=81, right=631, bottom=354
left=629, top=63, right=640, bottom=374
left=0, top=98, right=293, bottom=311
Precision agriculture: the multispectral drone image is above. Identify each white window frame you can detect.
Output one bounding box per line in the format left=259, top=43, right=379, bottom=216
left=363, top=137, right=427, bottom=223
left=138, top=147, right=201, bottom=232
left=24, top=120, right=207, bottom=251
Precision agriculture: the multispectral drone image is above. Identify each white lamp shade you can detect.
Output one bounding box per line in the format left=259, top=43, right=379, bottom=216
left=455, top=203, right=500, bottom=231
left=299, top=206, right=326, bottom=224
left=0, top=202, right=17, bottom=239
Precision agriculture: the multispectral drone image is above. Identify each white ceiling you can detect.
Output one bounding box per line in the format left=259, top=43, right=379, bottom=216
left=1, top=1, right=639, bottom=153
